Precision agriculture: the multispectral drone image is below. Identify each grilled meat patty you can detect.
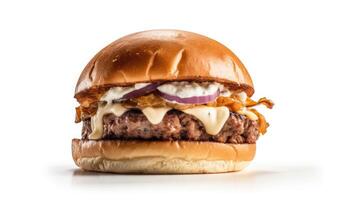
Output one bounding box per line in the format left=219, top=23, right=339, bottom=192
left=82, top=110, right=259, bottom=144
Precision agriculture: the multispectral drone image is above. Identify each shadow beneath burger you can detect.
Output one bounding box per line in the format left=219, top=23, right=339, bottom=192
left=69, top=164, right=321, bottom=190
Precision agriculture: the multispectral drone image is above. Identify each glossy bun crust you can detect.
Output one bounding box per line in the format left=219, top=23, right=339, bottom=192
left=72, top=139, right=256, bottom=174
left=75, top=30, right=254, bottom=101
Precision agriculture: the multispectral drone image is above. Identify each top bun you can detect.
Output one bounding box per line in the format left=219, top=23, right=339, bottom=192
left=75, top=30, right=254, bottom=98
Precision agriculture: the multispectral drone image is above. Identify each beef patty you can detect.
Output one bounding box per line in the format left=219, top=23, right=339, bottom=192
left=82, top=110, right=259, bottom=144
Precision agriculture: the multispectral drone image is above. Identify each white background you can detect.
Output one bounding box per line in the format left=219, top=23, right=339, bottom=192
left=0, top=0, right=356, bottom=199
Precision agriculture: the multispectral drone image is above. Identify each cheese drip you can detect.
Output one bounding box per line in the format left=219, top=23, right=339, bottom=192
left=141, top=107, right=171, bottom=124
left=89, top=105, right=171, bottom=139
left=89, top=104, right=128, bottom=139
left=181, top=106, right=230, bottom=135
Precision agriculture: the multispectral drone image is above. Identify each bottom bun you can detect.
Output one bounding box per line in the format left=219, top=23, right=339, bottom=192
left=72, top=139, right=256, bottom=174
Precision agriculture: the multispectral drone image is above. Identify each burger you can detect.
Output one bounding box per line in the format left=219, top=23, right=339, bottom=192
left=72, top=30, right=273, bottom=174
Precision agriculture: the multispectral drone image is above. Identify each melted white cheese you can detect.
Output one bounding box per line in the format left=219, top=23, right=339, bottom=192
left=141, top=107, right=171, bottom=124
left=181, top=106, right=230, bottom=135
left=89, top=103, right=128, bottom=139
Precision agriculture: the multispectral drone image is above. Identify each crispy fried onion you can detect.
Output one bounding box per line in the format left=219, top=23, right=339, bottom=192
left=208, top=96, right=273, bottom=111
left=122, top=93, right=196, bottom=110
left=250, top=108, right=270, bottom=135
left=75, top=103, right=98, bottom=123
left=208, top=95, right=274, bottom=134
left=246, top=97, right=274, bottom=109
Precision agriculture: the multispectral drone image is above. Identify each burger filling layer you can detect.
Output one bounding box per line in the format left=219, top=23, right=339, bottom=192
left=76, top=81, right=274, bottom=144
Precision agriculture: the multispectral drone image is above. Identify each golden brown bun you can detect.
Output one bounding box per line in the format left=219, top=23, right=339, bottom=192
left=72, top=139, right=256, bottom=174
left=75, top=30, right=254, bottom=101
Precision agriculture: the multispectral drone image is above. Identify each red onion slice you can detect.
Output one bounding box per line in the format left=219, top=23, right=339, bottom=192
left=157, top=89, right=220, bottom=104
left=112, top=83, right=161, bottom=103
